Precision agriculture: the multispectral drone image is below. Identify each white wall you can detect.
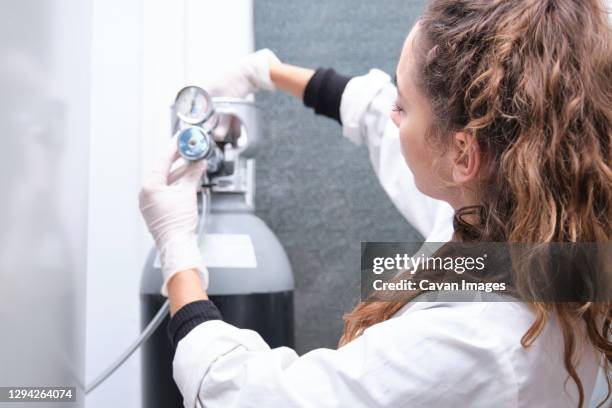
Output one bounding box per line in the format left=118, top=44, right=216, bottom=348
left=86, top=1, right=144, bottom=407
left=0, top=0, right=91, bottom=404
left=86, top=1, right=253, bottom=406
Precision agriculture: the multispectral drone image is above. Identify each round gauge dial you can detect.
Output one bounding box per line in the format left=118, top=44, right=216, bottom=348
left=176, top=126, right=214, bottom=161
left=175, top=86, right=214, bottom=125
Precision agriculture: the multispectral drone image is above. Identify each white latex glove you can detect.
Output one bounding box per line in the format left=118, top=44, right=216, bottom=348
left=204, top=48, right=281, bottom=98
left=139, top=139, right=208, bottom=296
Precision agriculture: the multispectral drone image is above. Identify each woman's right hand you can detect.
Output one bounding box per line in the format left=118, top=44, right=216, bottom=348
left=204, top=48, right=281, bottom=98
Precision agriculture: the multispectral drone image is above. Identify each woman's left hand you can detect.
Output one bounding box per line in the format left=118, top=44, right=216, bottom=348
left=138, top=138, right=208, bottom=296
left=203, top=48, right=281, bottom=98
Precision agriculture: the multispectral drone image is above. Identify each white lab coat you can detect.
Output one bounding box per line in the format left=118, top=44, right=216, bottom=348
left=173, top=70, right=603, bottom=407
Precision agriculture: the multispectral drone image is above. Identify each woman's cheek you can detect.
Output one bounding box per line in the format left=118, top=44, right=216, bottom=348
left=390, top=110, right=401, bottom=128
left=399, top=124, right=415, bottom=167
left=394, top=111, right=412, bottom=158
left=394, top=110, right=425, bottom=177
left=399, top=117, right=429, bottom=177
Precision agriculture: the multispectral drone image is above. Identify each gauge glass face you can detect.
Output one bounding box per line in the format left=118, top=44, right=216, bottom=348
left=177, top=126, right=212, bottom=160
left=175, top=86, right=212, bottom=124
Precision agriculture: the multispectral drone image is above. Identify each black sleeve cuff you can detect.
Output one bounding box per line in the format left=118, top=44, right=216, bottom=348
left=303, top=68, right=352, bottom=124
left=167, top=300, right=223, bottom=350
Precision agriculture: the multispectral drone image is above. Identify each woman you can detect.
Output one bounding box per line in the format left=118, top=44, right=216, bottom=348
left=139, top=0, right=612, bottom=406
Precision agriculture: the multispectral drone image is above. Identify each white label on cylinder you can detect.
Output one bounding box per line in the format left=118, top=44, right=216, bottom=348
left=153, top=233, right=257, bottom=269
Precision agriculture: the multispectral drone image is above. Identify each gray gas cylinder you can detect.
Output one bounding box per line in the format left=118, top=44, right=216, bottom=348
left=140, top=206, right=294, bottom=407
left=140, top=93, right=294, bottom=408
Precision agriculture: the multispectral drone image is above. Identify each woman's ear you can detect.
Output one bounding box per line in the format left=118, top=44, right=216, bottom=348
left=451, top=131, right=481, bottom=184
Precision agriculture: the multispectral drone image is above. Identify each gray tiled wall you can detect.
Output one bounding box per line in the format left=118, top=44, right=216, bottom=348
left=254, top=0, right=426, bottom=353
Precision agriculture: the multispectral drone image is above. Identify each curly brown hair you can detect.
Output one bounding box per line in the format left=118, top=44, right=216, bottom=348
left=340, top=1, right=612, bottom=406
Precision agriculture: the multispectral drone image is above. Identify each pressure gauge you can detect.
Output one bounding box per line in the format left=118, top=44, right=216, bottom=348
left=177, top=126, right=215, bottom=161
left=175, top=86, right=214, bottom=125
left=176, top=126, right=225, bottom=172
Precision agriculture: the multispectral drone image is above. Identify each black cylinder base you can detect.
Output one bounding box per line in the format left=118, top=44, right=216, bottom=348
left=140, top=291, right=294, bottom=408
